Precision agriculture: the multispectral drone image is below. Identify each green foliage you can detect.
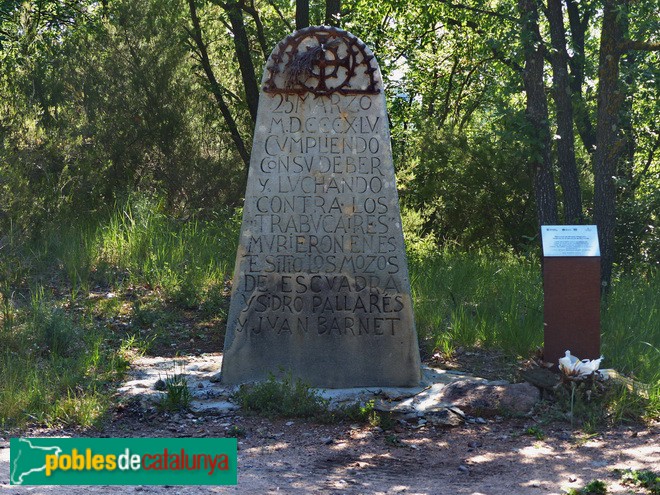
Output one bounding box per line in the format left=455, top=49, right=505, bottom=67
left=524, top=426, right=545, bottom=440
left=406, top=238, right=659, bottom=421
left=1, top=0, right=658, bottom=430
left=0, top=290, right=129, bottom=428
left=1, top=0, right=659, bottom=268
left=555, top=379, right=651, bottom=429
left=566, top=480, right=608, bottom=495
left=618, top=469, right=660, bottom=494
left=101, top=197, right=239, bottom=290
left=336, top=400, right=395, bottom=429
left=157, top=372, right=193, bottom=413
left=0, top=0, right=246, bottom=241
left=234, top=373, right=332, bottom=419
left=601, top=271, right=660, bottom=391
left=616, top=186, right=660, bottom=270
left=399, top=128, right=536, bottom=252
left=0, top=198, right=240, bottom=428
left=233, top=374, right=390, bottom=425
left=410, top=249, right=543, bottom=358
left=401, top=207, right=438, bottom=262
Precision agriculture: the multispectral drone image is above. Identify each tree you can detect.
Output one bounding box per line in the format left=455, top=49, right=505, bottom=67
left=345, top=0, right=659, bottom=276
left=296, top=0, right=309, bottom=29
left=592, top=0, right=660, bottom=286
left=186, top=0, right=251, bottom=168
left=546, top=0, right=582, bottom=224
left=518, top=0, right=558, bottom=228
left=325, top=0, right=340, bottom=26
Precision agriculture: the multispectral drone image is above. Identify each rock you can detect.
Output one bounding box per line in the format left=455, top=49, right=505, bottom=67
left=437, top=380, right=540, bottom=416
left=458, top=465, right=469, bottom=473
left=190, top=400, right=240, bottom=414
left=154, top=379, right=167, bottom=391
left=209, top=372, right=223, bottom=383
left=425, top=407, right=465, bottom=427
left=521, top=368, right=560, bottom=391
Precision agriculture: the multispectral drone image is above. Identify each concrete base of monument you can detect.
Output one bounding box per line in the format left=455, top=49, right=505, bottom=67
left=118, top=354, right=539, bottom=422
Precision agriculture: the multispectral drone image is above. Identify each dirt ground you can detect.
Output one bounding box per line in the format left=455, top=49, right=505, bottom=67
left=1, top=407, right=658, bottom=495
left=1, top=341, right=658, bottom=494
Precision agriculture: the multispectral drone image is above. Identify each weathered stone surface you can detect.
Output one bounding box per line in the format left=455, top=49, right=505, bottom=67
left=436, top=380, right=540, bottom=416
left=221, top=27, right=421, bottom=388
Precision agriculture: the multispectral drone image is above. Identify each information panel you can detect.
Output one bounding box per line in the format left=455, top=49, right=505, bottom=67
left=541, top=225, right=600, bottom=257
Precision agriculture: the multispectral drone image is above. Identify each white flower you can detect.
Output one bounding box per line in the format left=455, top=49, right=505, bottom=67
left=558, top=350, right=604, bottom=378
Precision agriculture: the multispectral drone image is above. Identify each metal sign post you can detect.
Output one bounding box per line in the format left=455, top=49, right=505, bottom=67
left=542, top=225, right=601, bottom=365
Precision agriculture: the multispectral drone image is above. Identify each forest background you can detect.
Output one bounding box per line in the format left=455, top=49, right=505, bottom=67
left=0, top=0, right=658, bottom=428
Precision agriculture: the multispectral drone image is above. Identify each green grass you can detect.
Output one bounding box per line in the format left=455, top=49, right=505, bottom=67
left=0, top=197, right=240, bottom=429
left=0, top=291, right=129, bottom=429
left=233, top=373, right=389, bottom=425
left=566, top=479, right=608, bottom=495
left=409, top=249, right=659, bottom=421
left=234, top=373, right=332, bottom=419
left=618, top=469, right=660, bottom=494
left=0, top=197, right=658, bottom=428
left=410, top=249, right=544, bottom=359
left=601, top=273, right=660, bottom=417
left=524, top=425, right=545, bottom=440
left=156, top=372, right=193, bottom=412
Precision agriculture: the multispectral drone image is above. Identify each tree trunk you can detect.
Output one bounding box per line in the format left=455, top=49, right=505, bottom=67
left=617, top=8, right=635, bottom=202
left=518, top=0, right=559, bottom=228
left=187, top=0, right=250, bottom=170
left=593, top=0, right=626, bottom=290
left=546, top=0, right=582, bottom=224
left=296, top=0, right=309, bottom=30
left=325, top=0, right=341, bottom=26
left=223, top=0, right=259, bottom=123
left=565, top=0, right=596, bottom=154
left=618, top=48, right=636, bottom=202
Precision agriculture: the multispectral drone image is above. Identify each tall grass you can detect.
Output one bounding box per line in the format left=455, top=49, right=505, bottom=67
left=0, top=289, right=127, bottom=428
left=1, top=197, right=658, bottom=427
left=602, top=272, right=659, bottom=381
left=602, top=272, right=660, bottom=415
left=0, top=197, right=241, bottom=429
left=95, top=198, right=240, bottom=307
left=410, top=249, right=660, bottom=416
left=410, top=250, right=543, bottom=358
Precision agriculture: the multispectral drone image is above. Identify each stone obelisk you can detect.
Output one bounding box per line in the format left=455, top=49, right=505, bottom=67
left=221, top=27, right=421, bottom=388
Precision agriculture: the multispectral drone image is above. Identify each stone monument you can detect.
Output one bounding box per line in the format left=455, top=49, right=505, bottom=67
left=221, top=26, right=421, bottom=388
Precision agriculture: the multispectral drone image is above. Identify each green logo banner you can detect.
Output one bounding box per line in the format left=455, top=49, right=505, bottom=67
left=10, top=438, right=237, bottom=485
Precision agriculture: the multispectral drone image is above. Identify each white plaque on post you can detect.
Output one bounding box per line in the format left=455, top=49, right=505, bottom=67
left=541, top=225, right=600, bottom=257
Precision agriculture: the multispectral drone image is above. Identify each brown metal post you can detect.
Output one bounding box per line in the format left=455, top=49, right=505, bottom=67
left=543, top=257, right=601, bottom=365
